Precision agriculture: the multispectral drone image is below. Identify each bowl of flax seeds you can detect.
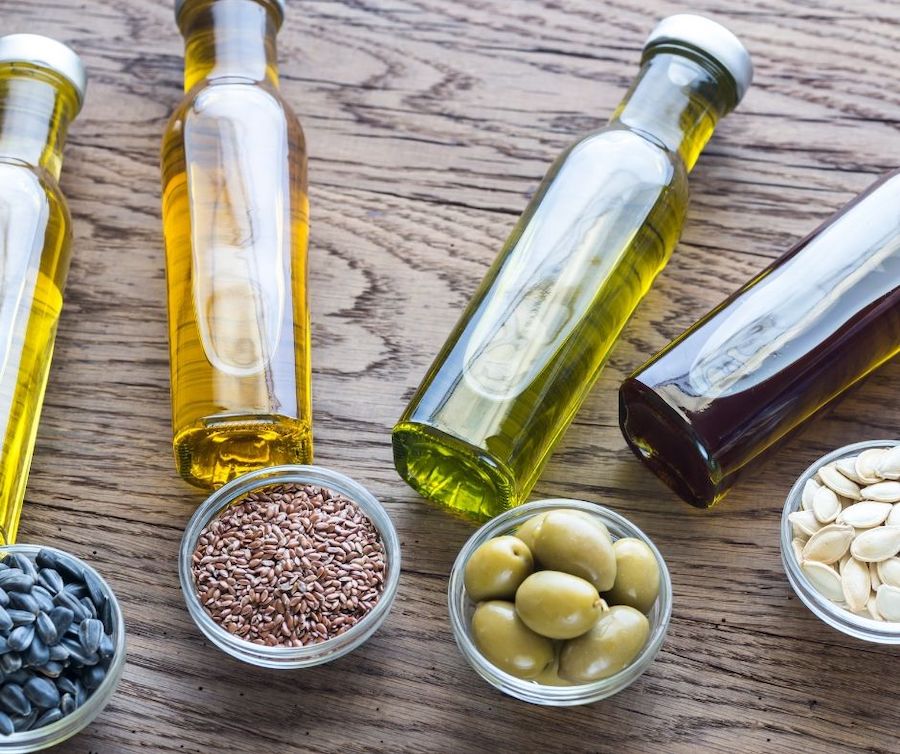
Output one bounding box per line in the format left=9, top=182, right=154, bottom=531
left=178, top=465, right=401, bottom=668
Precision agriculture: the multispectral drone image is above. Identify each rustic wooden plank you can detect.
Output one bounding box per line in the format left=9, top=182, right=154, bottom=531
left=0, top=0, right=897, bottom=751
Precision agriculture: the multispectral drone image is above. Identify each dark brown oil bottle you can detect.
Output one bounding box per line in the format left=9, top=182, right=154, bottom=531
left=619, top=170, right=900, bottom=508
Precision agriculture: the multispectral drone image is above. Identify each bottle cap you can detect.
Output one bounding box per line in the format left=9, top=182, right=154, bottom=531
left=0, top=34, right=87, bottom=111
left=644, top=14, right=753, bottom=102
left=175, top=0, right=286, bottom=22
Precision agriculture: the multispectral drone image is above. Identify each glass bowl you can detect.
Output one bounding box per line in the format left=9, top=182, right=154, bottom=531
left=781, top=439, right=900, bottom=644
left=179, top=465, right=401, bottom=669
left=448, top=498, right=672, bottom=705
left=0, top=545, right=126, bottom=753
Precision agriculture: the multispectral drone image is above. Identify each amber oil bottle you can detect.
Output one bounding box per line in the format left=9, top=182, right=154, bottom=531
left=162, top=0, right=311, bottom=489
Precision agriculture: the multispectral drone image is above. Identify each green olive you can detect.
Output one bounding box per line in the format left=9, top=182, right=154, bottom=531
left=464, top=536, right=534, bottom=601
left=604, top=537, right=661, bottom=613
left=558, top=605, right=650, bottom=683
left=532, top=653, right=572, bottom=687
left=515, top=570, right=603, bottom=639
left=471, top=600, right=554, bottom=679
left=515, top=512, right=548, bottom=552
left=531, top=510, right=617, bottom=591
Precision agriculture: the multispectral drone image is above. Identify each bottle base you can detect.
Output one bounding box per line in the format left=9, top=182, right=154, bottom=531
left=618, top=380, right=723, bottom=508
left=174, top=414, right=312, bottom=490
left=392, top=422, right=516, bottom=521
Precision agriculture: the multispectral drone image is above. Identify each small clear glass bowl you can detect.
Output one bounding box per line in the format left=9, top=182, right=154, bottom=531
left=0, top=545, right=126, bottom=753
left=448, top=499, right=672, bottom=706
left=781, top=439, right=900, bottom=644
left=179, top=465, right=401, bottom=669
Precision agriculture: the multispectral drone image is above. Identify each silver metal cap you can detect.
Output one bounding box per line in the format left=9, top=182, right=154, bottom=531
left=644, top=14, right=753, bottom=102
left=0, top=34, right=87, bottom=110
left=175, top=0, right=286, bottom=22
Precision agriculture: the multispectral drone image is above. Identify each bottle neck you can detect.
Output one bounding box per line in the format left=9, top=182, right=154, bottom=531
left=0, top=67, right=77, bottom=180
left=610, top=51, right=736, bottom=171
left=180, top=0, right=281, bottom=92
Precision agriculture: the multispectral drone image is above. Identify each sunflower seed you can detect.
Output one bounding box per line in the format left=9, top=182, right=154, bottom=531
left=97, top=633, right=114, bottom=659
left=54, top=677, right=76, bottom=697
left=874, top=584, right=900, bottom=621
left=0, top=710, right=12, bottom=735
left=877, top=557, right=900, bottom=588
left=789, top=510, right=822, bottom=538
left=47, top=607, right=73, bottom=638
left=36, top=661, right=63, bottom=679
left=801, top=561, right=844, bottom=602
left=23, top=636, right=49, bottom=668
left=0, top=571, right=32, bottom=593
left=35, top=707, right=62, bottom=727
left=856, top=448, right=887, bottom=485
left=23, top=677, right=58, bottom=709
left=851, top=526, right=900, bottom=562
left=819, top=464, right=862, bottom=500
left=7, top=557, right=35, bottom=581
left=875, top=445, right=900, bottom=480
left=0, top=608, right=11, bottom=634
left=7, top=626, right=33, bottom=653
left=48, top=643, right=68, bottom=663
left=841, top=557, right=870, bottom=612
left=78, top=620, right=103, bottom=655
left=81, top=571, right=106, bottom=611
left=8, top=610, right=34, bottom=627
left=30, top=587, right=53, bottom=614
left=0, top=684, right=29, bottom=716
left=0, top=589, right=8, bottom=609
left=802, top=524, right=855, bottom=564
left=80, top=664, right=105, bottom=691
left=860, top=481, right=900, bottom=503
left=0, top=654, right=21, bottom=674
left=801, top=479, right=820, bottom=511
left=10, top=708, right=36, bottom=732
left=837, top=501, right=892, bottom=528
left=52, top=592, right=86, bottom=622
left=812, top=487, right=842, bottom=524
left=8, top=592, right=39, bottom=615
left=34, top=613, right=57, bottom=646
left=36, top=570, right=63, bottom=595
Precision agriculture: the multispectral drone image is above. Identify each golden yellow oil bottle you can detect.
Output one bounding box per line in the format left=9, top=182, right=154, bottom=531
left=393, top=15, right=753, bottom=519
left=0, top=35, right=86, bottom=542
left=162, top=0, right=311, bottom=489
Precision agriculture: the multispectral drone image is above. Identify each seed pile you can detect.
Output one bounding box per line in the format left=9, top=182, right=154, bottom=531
left=0, top=550, right=116, bottom=735
left=789, top=445, right=900, bottom=622
left=192, top=484, right=386, bottom=647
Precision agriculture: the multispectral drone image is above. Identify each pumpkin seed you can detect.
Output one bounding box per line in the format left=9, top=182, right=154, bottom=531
left=802, top=524, right=854, bottom=564
left=875, top=445, right=900, bottom=480
left=866, top=594, right=884, bottom=621
left=877, top=557, right=900, bottom=588
left=791, top=538, right=805, bottom=562
left=812, top=486, right=841, bottom=524
left=874, top=584, right=900, bottom=621
left=841, top=557, right=870, bottom=612
left=819, top=464, right=862, bottom=500
left=850, top=526, right=900, bottom=563
left=801, top=479, right=820, bottom=511
left=836, top=457, right=864, bottom=484
left=837, top=501, right=892, bottom=528
left=856, top=448, right=887, bottom=485
left=801, top=561, right=844, bottom=602
left=870, top=562, right=882, bottom=591
left=860, top=481, right=900, bottom=503
left=789, top=510, right=822, bottom=538
left=887, top=504, right=900, bottom=527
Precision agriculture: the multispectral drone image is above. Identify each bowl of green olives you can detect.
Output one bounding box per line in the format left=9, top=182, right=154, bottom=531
left=448, top=499, right=672, bottom=705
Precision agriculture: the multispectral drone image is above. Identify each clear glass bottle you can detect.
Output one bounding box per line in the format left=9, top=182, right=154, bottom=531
left=0, top=35, right=85, bottom=543
left=162, top=0, right=312, bottom=490
left=393, top=15, right=753, bottom=519
left=620, top=172, right=900, bottom=508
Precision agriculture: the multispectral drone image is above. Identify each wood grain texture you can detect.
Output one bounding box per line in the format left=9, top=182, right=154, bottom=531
left=1, top=0, right=898, bottom=751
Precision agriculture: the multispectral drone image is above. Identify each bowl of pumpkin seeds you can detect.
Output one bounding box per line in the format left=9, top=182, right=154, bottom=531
left=781, top=439, right=900, bottom=644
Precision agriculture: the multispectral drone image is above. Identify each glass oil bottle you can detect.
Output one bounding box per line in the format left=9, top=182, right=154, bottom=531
left=393, top=15, right=753, bottom=519
left=620, top=171, right=900, bottom=508
left=162, top=0, right=312, bottom=489
left=0, top=35, right=86, bottom=542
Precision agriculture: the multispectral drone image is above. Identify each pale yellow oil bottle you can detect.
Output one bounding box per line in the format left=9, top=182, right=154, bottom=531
left=393, top=16, right=754, bottom=519
left=162, top=0, right=311, bottom=489
left=0, top=35, right=86, bottom=542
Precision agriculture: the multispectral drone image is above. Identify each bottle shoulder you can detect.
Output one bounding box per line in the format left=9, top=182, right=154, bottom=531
left=0, top=158, right=68, bottom=216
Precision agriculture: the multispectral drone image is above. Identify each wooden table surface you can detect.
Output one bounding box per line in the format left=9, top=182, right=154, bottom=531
left=3, top=0, right=899, bottom=751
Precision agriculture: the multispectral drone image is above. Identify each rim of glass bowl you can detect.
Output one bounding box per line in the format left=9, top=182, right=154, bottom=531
left=179, top=465, right=401, bottom=669
left=448, top=498, right=672, bottom=706
left=781, top=439, right=900, bottom=645
left=0, top=545, right=126, bottom=753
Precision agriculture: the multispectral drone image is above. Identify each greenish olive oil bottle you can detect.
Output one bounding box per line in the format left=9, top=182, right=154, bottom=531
left=393, top=15, right=753, bottom=519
